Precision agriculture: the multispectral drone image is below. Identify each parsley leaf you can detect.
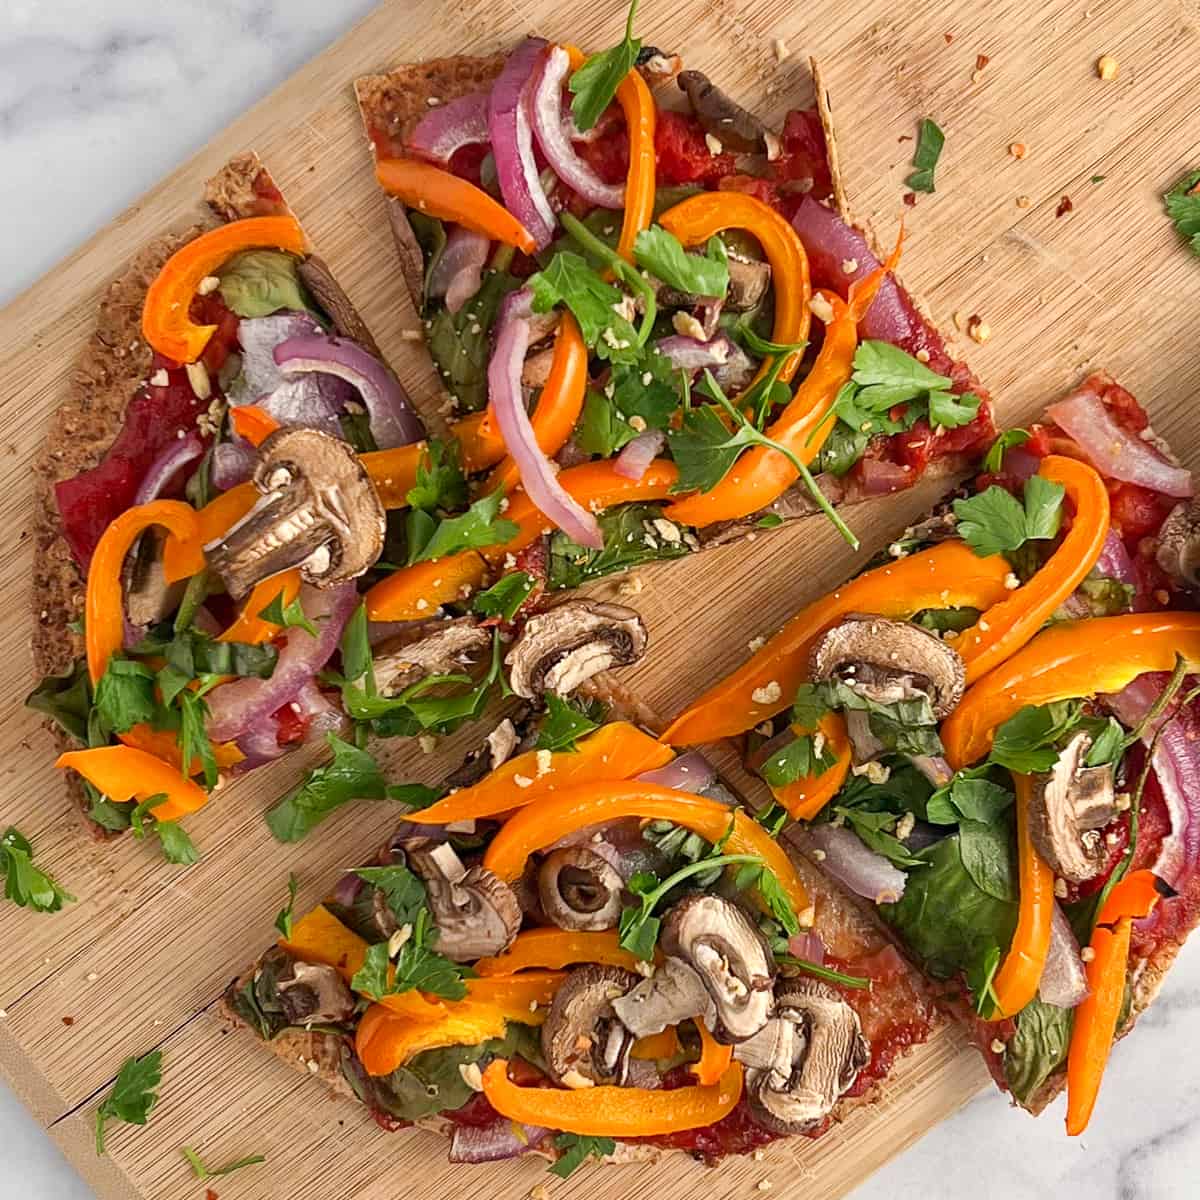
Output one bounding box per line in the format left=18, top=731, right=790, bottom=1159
left=406, top=490, right=518, bottom=565
left=256, top=592, right=317, bottom=638
left=576, top=389, right=637, bottom=457
left=852, top=340, right=952, bottom=392
left=906, top=117, right=945, bottom=193
left=274, top=872, right=299, bottom=939
left=527, top=251, right=639, bottom=362
left=982, top=428, right=1030, bottom=474
left=355, top=864, right=428, bottom=928
left=266, top=734, right=387, bottom=842
left=791, top=683, right=833, bottom=731
left=473, top=571, right=536, bottom=621
left=178, top=688, right=219, bottom=790
left=95, top=1050, right=163, bottom=1155
left=338, top=602, right=373, bottom=685
left=633, top=226, right=729, bottom=298
left=93, top=658, right=156, bottom=734
left=0, top=827, right=74, bottom=913
left=535, top=694, right=605, bottom=752
left=181, top=1147, right=266, bottom=1180
left=155, top=821, right=200, bottom=866
left=1164, top=169, right=1200, bottom=256
left=406, top=438, right=468, bottom=512
left=953, top=477, right=1065, bottom=558
left=608, top=352, right=682, bottom=431
left=760, top=733, right=836, bottom=789
left=550, top=1132, right=617, bottom=1178
left=929, top=389, right=982, bottom=429
left=568, top=0, right=641, bottom=132
left=988, top=701, right=1083, bottom=773
left=351, top=908, right=468, bottom=1001
left=834, top=806, right=926, bottom=868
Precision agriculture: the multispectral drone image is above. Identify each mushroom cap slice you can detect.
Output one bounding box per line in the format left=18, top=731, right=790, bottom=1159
left=206, top=427, right=385, bottom=596
left=537, top=847, right=625, bottom=932
left=740, top=978, right=869, bottom=1135
left=611, top=955, right=717, bottom=1038
left=657, top=258, right=773, bottom=313
left=659, top=893, right=775, bottom=1043
left=541, top=964, right=639, bottom=1087
left=808, top=613, right=966, bottom=719
left=1156, top=498, right=1200, bottom=588
left=275, top=957, right=358, bottom=1026
left=373, top=618, right=493, bottom=697
left=677, top=69, right=771, bottom=155
left=505, top=600, right=648, bottom=700
left=1026, top=730, right=1119, bottom=883
left=400, top=838, right=521, bottom=963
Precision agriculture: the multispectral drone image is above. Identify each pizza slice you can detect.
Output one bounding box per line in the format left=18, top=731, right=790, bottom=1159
left=662, top=372, right=1199, bottom=1132
left=349, top=5, right=995, bottom=608
left=223, top=676, right=941, bottom=1171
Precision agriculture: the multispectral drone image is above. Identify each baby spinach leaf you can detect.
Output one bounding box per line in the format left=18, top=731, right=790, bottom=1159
left=218, top=250, right=311, bottom=319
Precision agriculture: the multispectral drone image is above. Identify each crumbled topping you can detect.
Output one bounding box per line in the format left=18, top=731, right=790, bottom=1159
left=809, top=293, right=835, bottom=324
left=990, top=1039, right=1006, bottom=1055
left=966, top=315, right=991, bottom=343
left=672, top=311, right=707, bottom=340
left=751, top=681, right=782, bottom=705
left=197, top=275, right=221, bottom=296
left=618, top=573, right=645, bottom=597
left=652, top=518, right=681, bottom=544
left=1004, top=572, right=1021, bottom=590
left=772, top=37, right=790, bottom=62
left=513, top=774, right=534, bottom=789
left=1016, top=195, right=1032, bottom=208
left=748, top=635, right=766, bottom=653
left=185, top=361, right=211, bottom=401
left=628, top=414, right=648, bottom=433
left=895, top=811, right=916, bottom=841
left=459, top=1062, right=484, bottom=1091
left=536, top=749, right=554, bottom=777
left=418, top=734, right=437, bottom=755
left=840, top=258, right=859, bottom=275
left=705, top=132, right=724, bottom=156
left=1080, top=946, right=1096, bottom=962
left=149, top=368, right=170, bottom=388
left=1096, top=54, right=1119, bottom=80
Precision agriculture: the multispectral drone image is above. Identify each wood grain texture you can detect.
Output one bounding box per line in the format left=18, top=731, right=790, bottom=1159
left=0, top=0, right=1196, bottom=1196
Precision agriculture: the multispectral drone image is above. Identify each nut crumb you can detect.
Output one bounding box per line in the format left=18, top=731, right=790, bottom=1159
left=772, top=37, right=790, bottom=62
left=418, top=734, right=437, bottom=755
left=197, top=275, right=221, bottom=296
left=1096, top=54, right=1119, bottom=80
left=1054, top=877, right=1069, bottom=898
left=840, top=257, right=859, bottom=275
left=990, top=1038, right=1007, bottom=1054
left=952, top=311, right=965, bottom=331
left=809, top=293, right=835, bottom=324
left=530, top=1185, right=552, bottom=1200
left=1016, top=195, right=1032, bottom=208
left=185, top=360, right=211, bottom=401
left=459, top=1062, right=484, bottom=1091
left=915, top=348, right=931, bottom=363
left=149, top=368, right=169, bottom=388
left=1004, top=572, right=1021, bottom=590
left=748, top=635, right=766, bottom=653
left=751, top=681, right=782, bottom=705
left=618, top=573, right=645, bottom=597
left=757, top=1180, right=773, bottom=1192
left=704, top=132, right=724, bottom=156
left=1008, top=142, right=1028, bottom=160
left=628, top=414, right=647, bottom=432
left=1081, top=946, right=1096, bottom=962
left=513, top=774, right=534, bottom=789
left=536, top=749, right=553, bottom=777
left=966, top=315, right=991, bottom=343
left=672, top=311, right=707, bottom=340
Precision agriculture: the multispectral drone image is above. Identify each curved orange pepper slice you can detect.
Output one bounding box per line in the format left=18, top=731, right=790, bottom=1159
left=663, top=542, right=1012, bottom=747
left=117, top=724, right=243, bottom=776
left=942, top=612, right=1200, bottom=769
left=356, top=1002, right=508, bottom=1076
left=376, top=157, right=536, bottom=254
left=86, top=499, right=201, bottom=683
left=143, top=216, right=308, bottom=363
left=957, top=456, right=1110, bottom=684
left=659, top=191, right=811, bottom=386
left=632, top=1028, right=683, bottom=1060
left=614, top=69, right=657, bottom=264
left=481, top=1058, right=744, bottom=1136
left=769, top=713, right=853, bottom=821
left=406, top=722, right=674, bottom=826
left=56, top=745, right=210, bottom=823
left=1095, top=868, right=1164, bottom=927
left=229, top=404, right=280, bottom=447
left=474, top=928, right=651, bottom=977
left=218, top=569, right=302, bottom=645
left=691, top=1019, right=734, bottom=1086
left=365, top=552, right=487, bottom=622
left=988, top=774, right=1054, bottom=1019
left=482, top=781, right=808, bottom=914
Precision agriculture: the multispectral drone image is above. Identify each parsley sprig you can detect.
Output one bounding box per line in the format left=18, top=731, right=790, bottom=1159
left=182, top=1147, right=266, bottom=1180
left=568, top=0, right=641, bottom=131
left=550, top=1132, right=617, bottom=1177
left=95, top=1050, right=162, bottom=1155
left=952, top=475, right=1065, bottom=558
left=1, top=827, right=74, bottom=913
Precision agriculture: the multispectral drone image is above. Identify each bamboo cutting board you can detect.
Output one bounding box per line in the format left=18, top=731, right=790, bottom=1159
left=1, top=0, right=1198, bottom=1197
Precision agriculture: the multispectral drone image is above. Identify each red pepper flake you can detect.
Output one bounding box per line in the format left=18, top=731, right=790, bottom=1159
left=205, top=1191, right=219, bottom=1200
left=976, top=53, right=990, bottom=70
left=1056, top=194, right=1074, bottom=217
left=897, top=134, right=913, bottom=143
left=903, top=192, right=918, bottom=207
left=61, top=1016, right=75, bottom=1026
left=944, top=33, right=954, bottom=44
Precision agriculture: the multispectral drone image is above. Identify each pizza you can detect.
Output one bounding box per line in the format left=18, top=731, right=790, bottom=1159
left=662, top=371, right=1199, bottom=1132
left=224, top=676, right=940, bottom=1171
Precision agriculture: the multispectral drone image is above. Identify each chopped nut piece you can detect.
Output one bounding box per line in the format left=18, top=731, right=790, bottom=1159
left=513, top=774, right=534, bottom=789
left=840, top=257, right=859, bottom=275
left=966, top=315, right=991, bottom=343
left=772, top=37, right=790, bottom=62
left=809, top=293, right=835, bottom=324
left=1081, top=946, right=1096, bottom=962
left=672, top=311, right=707, bottom=340
left=704, top=132, right=724, bottom=156
left=751, top=681, right=782, bottom=705
left=1008, top=142, right=1028, bottom=160
left=757, top=1181, right=773, bottom=1193
left=185, top=360, right=211, bottom=401
left=459, top=1062, right=484, bottom=1091
left=618, top=573, right=645, bottom=597
left=990, top=1038, right=1006, bottom=1054
left=1096, top=54, right=1119, bottom=80
left=1016, top=195, right=1032, bottom=208
left=149, top=368, right=170, bottom=388
left=197, top=275, right=221, bottom=296
left=418, top=734, right=437, bottom=755
left=1054, top=877, right=1069, bottom=898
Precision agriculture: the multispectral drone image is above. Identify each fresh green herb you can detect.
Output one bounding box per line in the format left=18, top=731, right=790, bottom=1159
left=905, top=118, right=945, bottom=193
left=535, top=694, right=605, bottom=752
left=266, top=734, right=387, bottom=842
left=352, top=908, right=468, bottom=1001
left=406, top=438, right=468, bottom=513
left=25, top=662, right=92, bottom=742
left=733, top=861, right=800, bottom=934
left=1, top=827, right=74, bottom=913
left=952, top=476, right=1065, bottom=558
left=790, top=682, right=833, bottom=730
left=852, top=339, right=953, bottom=392
left=609, top=352, right=683, bottom=431
left=576, top=389, right=637, bottom=456
left=546, top=502, right=691, bottom=589
left=818, top=681, right=944, bottom=759
left=93, top=658, right=157, bottom=734
left=966, top=941, right=1003, bottom=1017
left=987, top=700, right=1083, bottom=773
left=1091, top=175, right=1106, bottom=185
left=958, top=817, right=1017, bottom=901
left=928, top=389, right=982, bottom=429
left=154, top=821, right=200, bottom=866
left=982, top=429, right=1031, bottom=474
left=733, top=319, right=808, bottom=360
left=473, top=571, right=537, bottom=621
left=178, top=688, right=219, bottom=791
left=550, top=1132, right=617, bottom=1178
left=1004, top=998, right=1074, bottom=1103
left=339, top=602, right=373, bottom=686
left=94, top=1050, right=163, bottom=1155
left=833, top=806, right=926, bottom=869
left=406, top=490, right=518, bottom=565
left=274, top=872, right=299, bottom=939
left=775, top=955, right=872, bottom=990
left=568, top=0, right=641, bottom=131
left=181, top=1147, right=266, bottom=1180
left=759, top=733, right=836, bottom=789
left=633, top=226, right=729, bottom=298
left=355, top=864, right=428, bottom=928
left=756, top=513, right=784, bottom=529
left=131, top=625, right=278, bottom=680
left=914, top=606, right=982, bottom=634
left=528, top=251, right=640, bottom=362
left=753, top=800, right=790, bottom=838
left=926, top=773, right=1013, bottom=826
left=1164, top=169, right=1200, bottom=257
left=257, top=592, right=317, bottom=638
left=217, top=250, right=312, bottom=319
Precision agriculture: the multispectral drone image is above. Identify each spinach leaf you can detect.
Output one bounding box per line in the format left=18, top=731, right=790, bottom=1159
left=576, top=389, right=637, bottom=457
left=546, top=503, right=692, bottom=590
left=535, top=694, right=605, bottom=752
left=218, top=250, right=312, bottom=319
left=988, top=701, right=1083, bottom=773
left=958, top=816, right=1017, bottom=901
left=426, top=271, right=520, bottom=412
left=26, top=661, right=92, bottom=741
left=1004, top=999, right=1073, bottom=1104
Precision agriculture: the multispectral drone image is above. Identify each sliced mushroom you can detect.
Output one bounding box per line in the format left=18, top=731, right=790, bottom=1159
left=123, top=529, right=184, bottom=628
left=809, top=613, right=966, bottom=719
left=1156, top=498, right=1200, bottom=588
left=538, top=847, right=625, bottom=931
left=297, top=256, right=386, bottom=361
left=611, top=955, right=717, bottom=1038
left=660, top=893, right=775, bottom=1042
left=276, top=958, right=357, bottom=1026
left=736, top=978, right=869, bottom=1134
left=657, top=258, right=773, bottom=312
left=1026, top=731, right=1119, bottom=883
left=373, top=619, right=492, bottom=697
left=506, top=601, right=648, bottom=699
left=678, top=70, right=772, bottom=155
left=205, top=427, right=385, bottom=596
left=541, top=965, right=639, bottom=1087
left=400, top=838, right=521, bottom=962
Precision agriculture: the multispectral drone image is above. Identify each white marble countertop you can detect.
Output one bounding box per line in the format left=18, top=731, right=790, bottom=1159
left=2, top=2, right=1198, bottom=1197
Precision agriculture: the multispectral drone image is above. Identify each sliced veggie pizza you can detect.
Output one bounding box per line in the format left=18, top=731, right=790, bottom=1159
left=349, top=3, right=996, bottom=608
left=224, top=684, right=940, bottom=1171
left=663, top=372, right=1199, bottom=1132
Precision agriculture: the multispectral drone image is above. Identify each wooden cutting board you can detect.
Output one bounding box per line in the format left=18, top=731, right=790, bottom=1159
left=2, top=0, right=1197, bottom=1196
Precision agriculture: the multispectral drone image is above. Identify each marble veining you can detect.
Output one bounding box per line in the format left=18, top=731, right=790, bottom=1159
left=1, top=3, right=1199, bottom=1198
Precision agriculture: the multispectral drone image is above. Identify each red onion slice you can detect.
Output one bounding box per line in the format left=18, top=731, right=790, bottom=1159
left=614, top=429, right=666, bottom=481
left=799, top=823, right=908, bottom=904
left=530, top=46, right=625, bottom=210
left=637, top=750, right=717, bottom=794
left=1047, top=388, right=1193, bottom=498
left=489, top=39, right=556, bottom=250
left=1038, top=901, right=1090, bottom=1008
left=210, top=438, right=257, bottom=491
left=655, top=332, right=739, bottom=373
left=408, top=92, right=490, bottom=163
left=786, top=931, right=826, bottom=964
left=207, top=583, right=357, bottom=744
left=133, top=432, right=205, bottom=505
left=428, top=226, right=490, bottom=313
left=274, top=335, right=424, bottom=449
left=489, top=289, right=603, bottom=548
left=449, top=1118, right=551, bottom=1163
left=857, top=456, right=914, bottom=496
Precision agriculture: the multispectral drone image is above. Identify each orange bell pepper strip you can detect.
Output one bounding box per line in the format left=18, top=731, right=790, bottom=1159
left=486, top=312, right=588, bottom=495
left=942, top=612, right=1200, bottom=769
left=692, top=1020, right=734, bottom=1086
left=357, top=1002, right=509, bottom=1076
left=659, top=191, right=811, bottom=385
left=956, top=456, right=1110, bottom=685
left=364, top=553, right=488, bottom=622
left=988, top=774, right=1055, bottom=1019
left=632, top=1028, right=683, bottom=1060
left=481, top=459, right=680, bottom=563
left=614, top=70, right=657, bottom=264
left=663, top=542, right=1013, bottom=747
left=407, top=722, right=675, bottom=826
left=85, top=499, right=201, bottom=684
left=143, top=216, right=308, bottom=363
left=1065, top=870, right=1164, bottom=1135
left=770, top=713, right=853, bottom=821
left=116, top=724, right=243, bottom=776
left=376, top=157, right=536, bottom=254
left=475, top=928, right=650, bottom=977
left=482, top=781, right=808, bottom=914
left=482, top=1058, right=744, bottom=1136
left=56, top=745, right=211, bottom=823
left=228, top=404, right=280, bottom=447
left=218, top=569, right=302, bottom=645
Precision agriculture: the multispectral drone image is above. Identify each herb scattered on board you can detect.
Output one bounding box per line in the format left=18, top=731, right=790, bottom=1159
left=274, top=872, right=299, bottom=939
left=182, top=1146, right=267, bottom=1180
left=1, top=827, right=74, bottom=913
left=906, top=118, right=945, bottom=193
left=95, top=1050, right=163, bottom=1155
left=1165, top=169, right=1200, bottom=256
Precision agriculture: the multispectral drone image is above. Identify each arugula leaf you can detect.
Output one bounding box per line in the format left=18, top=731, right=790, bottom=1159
left=274, top=872, right=299, bottom=939
left=95, top=1050, right=163, bottom=1155
left=473, top=571, right=537, bottom=621
left=905, top=118, right=945, bottom=193
left=550, top=1132, right=617, bottom=1178
left=568, top=0, right=641, bottom=131
left=988, top=701, right=1083, bottom=773
left=406, top=490, right=518, bottom=565
left=634, top=226, right=729, bottom=298
left=1164, top=169, right=1200, bottom=257
left=182, top=1147, right=266, bottom=1180
left=266, top=734, right=387, bottom=842
left=1, top=827, right=74, bottom=913
left=914, top=606, right=982, bottom=634
left=528, top=251, right=640, bottom=362
left=982, top=428, right=1031, bottom=474
left=257, top=592, right=317, bottom=638
left=546, top=502, right=691, bottom=589
left=406, top=438, right=468, bottom=512
left=26, top=661, right=92, bottom=742
left=93, top=658, right=157, bottom=735
left=535, top=694, right=604, bottom=752
left=952, top=477, right=1065, bottom=558
left=760, top=732, right=836, bottom=788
